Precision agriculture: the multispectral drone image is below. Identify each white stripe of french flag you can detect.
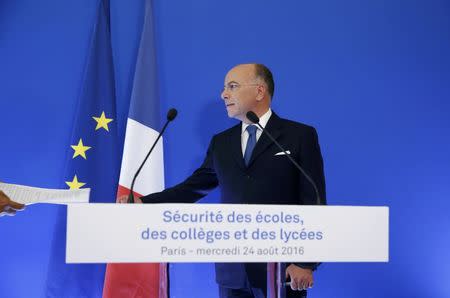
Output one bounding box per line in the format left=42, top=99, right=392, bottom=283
left=119, top=118, right=165, bottom=195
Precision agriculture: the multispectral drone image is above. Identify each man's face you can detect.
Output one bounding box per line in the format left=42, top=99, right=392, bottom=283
left=221, top=65, right=260, bottom=122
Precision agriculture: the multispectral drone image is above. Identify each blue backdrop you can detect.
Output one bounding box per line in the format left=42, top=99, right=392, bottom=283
left=1, top=0, right=449, bottom=297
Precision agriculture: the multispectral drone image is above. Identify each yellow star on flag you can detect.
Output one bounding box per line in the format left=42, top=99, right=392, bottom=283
left=93, top=111, right=113, bottom=131
left=65, top=175, right=86, bottom=190
left=71, top=138, right=91, bottom=159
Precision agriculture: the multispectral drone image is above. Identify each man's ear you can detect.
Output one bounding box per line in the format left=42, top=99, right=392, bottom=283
left=256, top=85, right=266, bottom=101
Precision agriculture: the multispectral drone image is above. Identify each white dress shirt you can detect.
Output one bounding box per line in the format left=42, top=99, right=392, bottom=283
left=241, top=109, right=272, bottom=156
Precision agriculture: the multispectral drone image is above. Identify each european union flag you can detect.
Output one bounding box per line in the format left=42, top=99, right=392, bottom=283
left=46, top=0, right=121, bottom=296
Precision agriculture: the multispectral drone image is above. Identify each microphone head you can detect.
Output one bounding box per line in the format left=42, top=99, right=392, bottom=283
left=167, top=108, right=178, bottom=121
left=246, top=111, right=260, bottom=124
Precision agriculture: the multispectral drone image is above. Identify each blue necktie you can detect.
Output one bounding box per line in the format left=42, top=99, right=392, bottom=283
left=244, top=125, right=257, bottom=166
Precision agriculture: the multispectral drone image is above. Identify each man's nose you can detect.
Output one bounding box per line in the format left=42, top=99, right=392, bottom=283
left=221, top=90, right=229, bottom=100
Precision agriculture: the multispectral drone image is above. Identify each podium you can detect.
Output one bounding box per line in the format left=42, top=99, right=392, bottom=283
left=66, top=203, right=388, bottom=297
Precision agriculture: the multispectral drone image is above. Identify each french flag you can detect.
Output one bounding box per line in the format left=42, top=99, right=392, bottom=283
left=103, top=0, right=168, bottom=297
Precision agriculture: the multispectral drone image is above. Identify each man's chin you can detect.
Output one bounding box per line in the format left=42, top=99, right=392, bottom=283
left=226, top=111, right=240, bottom=119
left=226, top=109, right=237, bottom=118
left=226, top=108, right=247, bottom=121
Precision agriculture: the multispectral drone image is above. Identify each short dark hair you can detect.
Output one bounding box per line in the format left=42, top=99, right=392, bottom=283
left=254, top=64, right=275, bottom=99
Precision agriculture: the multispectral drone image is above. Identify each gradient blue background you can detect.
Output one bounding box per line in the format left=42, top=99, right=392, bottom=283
left=1, top=0, right=449, bottom=297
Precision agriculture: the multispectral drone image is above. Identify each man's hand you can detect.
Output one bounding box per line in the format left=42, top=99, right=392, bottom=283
left=0, top=190, right=25, bottom=216
left=116, top=194, right=143, bottom=204
left=285, top=264, right=314, bottom=291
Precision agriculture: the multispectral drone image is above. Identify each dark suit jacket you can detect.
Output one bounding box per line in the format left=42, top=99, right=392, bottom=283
left=142, top=112, right=326, bottom=290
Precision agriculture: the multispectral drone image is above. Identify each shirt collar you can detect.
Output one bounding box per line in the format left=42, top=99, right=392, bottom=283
left=242, top=108, right=272, bottom=134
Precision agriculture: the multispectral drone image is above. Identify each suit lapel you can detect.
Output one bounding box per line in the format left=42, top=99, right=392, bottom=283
left=229, top=123, right=246, bottom=170
left=247, top=112, right=282, bottom=167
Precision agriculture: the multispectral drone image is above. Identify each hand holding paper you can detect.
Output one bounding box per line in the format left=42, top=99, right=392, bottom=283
left=0, top=182, right=90, bottom=207
left=0, top=190, right=25, bottom=216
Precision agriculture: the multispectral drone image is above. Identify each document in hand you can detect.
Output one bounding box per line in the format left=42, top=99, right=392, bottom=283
left=0, top=182, right=90, bottom=205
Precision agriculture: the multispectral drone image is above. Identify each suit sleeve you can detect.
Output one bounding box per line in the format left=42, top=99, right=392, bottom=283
left=141, top=137, right=219, bottom=204
left=296, top=126, right=326, bottom=271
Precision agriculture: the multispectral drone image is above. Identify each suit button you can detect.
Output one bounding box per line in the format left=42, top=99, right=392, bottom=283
left=246, top=175, right=250, bottom=179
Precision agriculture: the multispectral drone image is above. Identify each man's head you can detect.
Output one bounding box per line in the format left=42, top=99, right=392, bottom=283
left=221, top=63, right=274, bottom=123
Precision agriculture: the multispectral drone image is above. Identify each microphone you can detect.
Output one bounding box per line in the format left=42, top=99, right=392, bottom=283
left=246, top=111, right=322, bottom=205
left=128, top=108, right=178, bottom=203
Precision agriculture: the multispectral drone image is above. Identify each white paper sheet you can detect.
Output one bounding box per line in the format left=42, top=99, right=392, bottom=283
left=0, top=182, right=90, bottom=205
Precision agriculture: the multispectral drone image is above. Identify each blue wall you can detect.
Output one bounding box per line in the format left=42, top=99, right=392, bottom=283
left=1, top=0, right=449, bottom=297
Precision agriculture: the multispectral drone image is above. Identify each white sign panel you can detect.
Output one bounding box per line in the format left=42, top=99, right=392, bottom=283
left=66, top=204, right=389, bottom=263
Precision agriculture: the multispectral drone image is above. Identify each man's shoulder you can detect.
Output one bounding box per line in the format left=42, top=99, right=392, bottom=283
left=279, top=117, right=315, bottom=131
left=274, top=113, right=318, bottom=137
left=209, top=113, right=318, bottom=142
left=212, top=122, right=241, bottom=140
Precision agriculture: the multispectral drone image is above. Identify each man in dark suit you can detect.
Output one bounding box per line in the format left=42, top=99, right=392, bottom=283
left=119, top=63, right=326, bottom=297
